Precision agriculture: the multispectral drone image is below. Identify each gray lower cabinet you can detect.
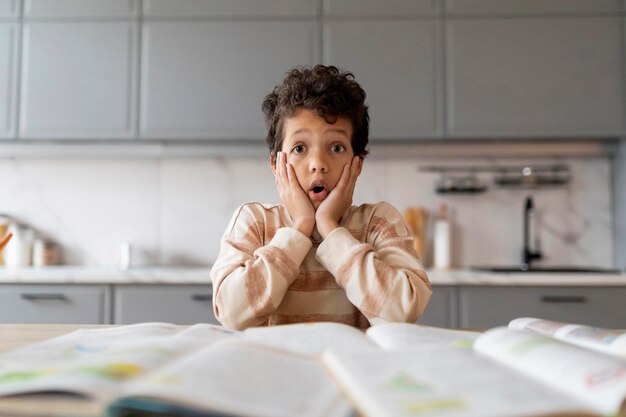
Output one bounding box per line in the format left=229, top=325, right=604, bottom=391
left=114, top=285, right=218, bottom=325
left=458, top=286, right=626, bottom=329
left=418, top=285, right=457, bottom=328
left=0, top=285, right=110, bottom=324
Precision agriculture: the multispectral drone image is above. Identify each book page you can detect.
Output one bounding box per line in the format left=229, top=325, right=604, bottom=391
left=322, top=346, right=595, bottom=417
left=509, top=317, right=626, bottom=358
left=111, top=338, right=352, bottom=417
left=242, top=322, right=377, bottom=355
left=474, top=327, right=626, bottom=416
left=0, top=323, right=235, bottom=402
left=365, top=323, right=480, bottom=351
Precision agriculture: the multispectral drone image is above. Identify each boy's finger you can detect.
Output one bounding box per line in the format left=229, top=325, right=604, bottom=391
left=349, top=156, right=361, bottom=186
left=277, top=152, right=288, bottom=186
left=335, top=162, right=351, bottom=192
left=341, top=157, right=359, bottom=197
left=286, top=163, right=302, bottom=191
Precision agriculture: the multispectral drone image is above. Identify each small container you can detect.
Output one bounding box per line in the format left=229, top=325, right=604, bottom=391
left=32, top=239, right=61, bottom=267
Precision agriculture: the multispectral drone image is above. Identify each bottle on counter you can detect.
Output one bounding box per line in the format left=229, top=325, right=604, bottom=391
left=3, top=223, right=35, bottom=268
left=433, top=203, right=451, bottom=271
left=119, top=241, right=131, bottom=270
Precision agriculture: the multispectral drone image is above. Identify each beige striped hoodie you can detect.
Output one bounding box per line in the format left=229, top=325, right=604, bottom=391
left=210, top=201, right=432, bottom=331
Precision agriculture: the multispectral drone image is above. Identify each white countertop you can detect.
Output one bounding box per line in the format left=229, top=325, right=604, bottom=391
left=426, top=269, right=626, bottom=286
left=0, top=266, right=213, bottom=285
left=0, top=266, right=625, bottom=286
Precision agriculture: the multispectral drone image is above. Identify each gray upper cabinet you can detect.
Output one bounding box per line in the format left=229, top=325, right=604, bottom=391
left=446, top=16, right=626, bottom=138
left=445, top=0, right=624, bottom=15
left=23, top=0, right=138, bottom=18
left=0, top=0, right=19, bottom=17
left=323, top=0, right=439, bottom=18
left=140, top=19, right=318, bottom=140
left=323, top=18, right=443, bottom=139
left=3, top=0, right=626, bottom=142
left=20, top=21, right=139, bottom=139
left=0, top=23, right=18, bottom=139
left=143, top=0, right=317, bottom=18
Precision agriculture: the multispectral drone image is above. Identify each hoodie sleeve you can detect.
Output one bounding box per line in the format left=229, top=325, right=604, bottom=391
left=315, top=202, right=432, bottom=325
left=210, top=203, right=312, bottom=330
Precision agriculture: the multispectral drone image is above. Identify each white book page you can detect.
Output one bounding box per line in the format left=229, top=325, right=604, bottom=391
left=0, top=323, right=235, bottom=400
left=242, top=322, right=377, bottom=355
left=365, top=323, right=480, bottom=351
left=509, top=317, right=626, bottom=358
left=323, top=347, right=593, bottom=417
left=475, top=327, right=626, bottom=416
left=119, top=338, right=352, bottom=417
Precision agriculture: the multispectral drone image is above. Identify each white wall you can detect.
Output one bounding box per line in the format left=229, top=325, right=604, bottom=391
left=0, top=153, right=613, bottom=269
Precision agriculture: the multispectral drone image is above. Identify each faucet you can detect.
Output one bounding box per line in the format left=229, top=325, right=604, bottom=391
left=522, top=196, right=542, bottom=270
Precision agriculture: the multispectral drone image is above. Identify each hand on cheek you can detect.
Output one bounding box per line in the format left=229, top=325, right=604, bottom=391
left=274, top=152, right=316, bottom=237
left=316, top=156, right=361, bottom=239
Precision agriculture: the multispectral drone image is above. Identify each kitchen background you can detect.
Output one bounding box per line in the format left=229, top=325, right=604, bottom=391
left=0, top=151, right=617, bottom=270
left=0, top=0, right=625, bottom=327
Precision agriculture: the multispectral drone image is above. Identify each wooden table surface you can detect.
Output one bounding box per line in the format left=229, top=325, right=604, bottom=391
left=0, top=323, right=113, bottom=352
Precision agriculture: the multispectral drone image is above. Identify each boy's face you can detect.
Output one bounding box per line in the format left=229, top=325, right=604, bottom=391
left=275, top=109, right=356, bottom=209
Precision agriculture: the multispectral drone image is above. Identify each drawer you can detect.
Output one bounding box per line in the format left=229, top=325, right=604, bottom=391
left=0, top=284, right=110, bottom=324
left=459, top=286, right=626, bottom=329
left=114, top=285, right=218, bottom=325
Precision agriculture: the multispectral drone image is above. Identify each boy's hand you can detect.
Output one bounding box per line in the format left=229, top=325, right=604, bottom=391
left=275, top=152, right=316, bottom=237
left=316, top=156, right=361, bottom=239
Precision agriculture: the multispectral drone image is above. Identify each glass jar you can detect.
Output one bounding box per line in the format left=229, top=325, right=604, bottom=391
left=32, top=239, right=61, bottom=267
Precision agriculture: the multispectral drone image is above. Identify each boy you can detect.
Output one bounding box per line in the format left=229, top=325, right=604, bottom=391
left=211, top=65, right=431, bottom=330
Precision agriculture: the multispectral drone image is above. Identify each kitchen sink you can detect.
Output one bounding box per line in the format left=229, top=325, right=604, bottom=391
left=471, top=266, right=623, bottom=274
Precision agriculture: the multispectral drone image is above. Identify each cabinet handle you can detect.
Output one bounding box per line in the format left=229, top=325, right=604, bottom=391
left=540, top=295, right=587, bottom=303
left=21, top=293, right=68, bottom=301
left=191, top=294, right=212, bottom=302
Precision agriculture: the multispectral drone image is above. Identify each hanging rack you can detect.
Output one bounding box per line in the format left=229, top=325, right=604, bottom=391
left=419, top=164, right=571, bottom=193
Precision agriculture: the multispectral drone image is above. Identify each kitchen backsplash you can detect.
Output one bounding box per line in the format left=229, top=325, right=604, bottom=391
left=0, top=154, right=612, bottom=269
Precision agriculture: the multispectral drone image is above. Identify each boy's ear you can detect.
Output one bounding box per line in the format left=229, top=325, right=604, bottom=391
left=356, top=156, right=364, bottom=176
left=270, top=154, right=277, bottom=175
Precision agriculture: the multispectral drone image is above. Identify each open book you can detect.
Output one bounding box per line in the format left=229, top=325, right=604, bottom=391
left=0, top=321, right=476, bottom=417
left=509, top=317, right=626, bottom=358
left=0, top=322, right=354, bottom=417
left=322, top=322, right=626, bottom=417
left=2, top=320, right=625, bottom=417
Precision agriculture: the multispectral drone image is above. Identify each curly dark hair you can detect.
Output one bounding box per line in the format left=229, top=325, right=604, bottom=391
left=262, top=65, right=369, bottom=164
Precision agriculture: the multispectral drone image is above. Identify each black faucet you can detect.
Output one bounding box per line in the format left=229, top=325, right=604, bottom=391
left=522, top=196, right=542, bottom=270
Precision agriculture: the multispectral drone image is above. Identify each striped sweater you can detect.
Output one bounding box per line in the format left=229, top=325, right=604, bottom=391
left=210, top=201, right=432, bottom=330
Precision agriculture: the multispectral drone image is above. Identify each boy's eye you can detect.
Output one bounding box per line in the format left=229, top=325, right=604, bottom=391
left=331, top=144, right=346, bottom=153
left=292, top=145, right=306, bottom=154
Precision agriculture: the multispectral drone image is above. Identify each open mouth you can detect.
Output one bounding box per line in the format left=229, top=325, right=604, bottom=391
left=308, top=183, right=329, bottom=201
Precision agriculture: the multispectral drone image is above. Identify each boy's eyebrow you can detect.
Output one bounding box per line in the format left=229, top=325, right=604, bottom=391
left=291, top=128, right=311, bottom=135
left=325, top=128, right=350, bottom=137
